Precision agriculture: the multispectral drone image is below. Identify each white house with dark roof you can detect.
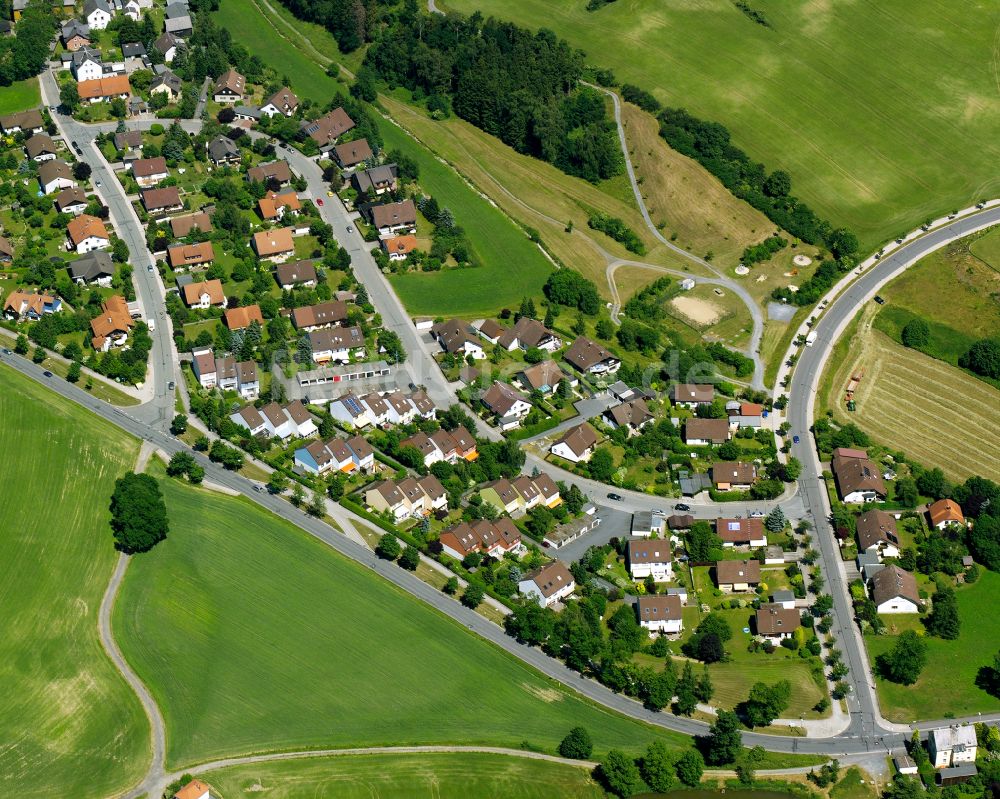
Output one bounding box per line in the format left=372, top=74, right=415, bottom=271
left=636, top=594, right=683, bottom=636
left=626, top=538, right=673, bottom=582
left=519, top=561, right=575, bottom=608
left=550, top=423, right=598, bottom=463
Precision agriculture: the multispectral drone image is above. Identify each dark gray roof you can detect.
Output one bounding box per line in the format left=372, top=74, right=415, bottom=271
left=70, top=250, right=114, bottom=281
left=84, top=0, right=111, bottom=16
left=207, top=136, right=240, bottom=161
left=151, top=71, right=182, bottom=93
left=164, top=2, right=188, bottom=17
left=164, top=15, right=193, bottom=34
left=121, top=42, right=147, bottom=57
left=153, top=32, right=182, bottom=55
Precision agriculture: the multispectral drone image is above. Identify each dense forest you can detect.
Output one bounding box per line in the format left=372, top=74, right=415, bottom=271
left=0, top=2, right=56, bottom=85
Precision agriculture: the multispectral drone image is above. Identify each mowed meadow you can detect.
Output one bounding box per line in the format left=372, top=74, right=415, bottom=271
left=0, top=364, right=149, bottom=799
left=441, top=0, right=1000, bottom=250
left=114, top=468, right=692, bottom=769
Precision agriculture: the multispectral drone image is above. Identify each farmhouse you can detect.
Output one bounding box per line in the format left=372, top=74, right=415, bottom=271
left=261, top=86, right=298, bottom=117
left=181, top=279, right=225, bottom=309
left=308, top=326, right=364, bottom=364
left=715, top=559, right=761, bottom=592
left=636, top=594, right=683, bottom=636
left=223, top=304, right=263, bottom=331
left=683, top=418, right=730, bottom=446
left=367, top=199, right=417, bottom=238
left=519, top=359, right=573, bottom=394
left=132, top=156, right=169, bottom=186
left=715, top=517, right=767, bottom=547
left=603, top=398, right=654, bottom=435
left=167, top=241, right=214, bottom=270
left=54, top=186, right=89, bottom=215
left=870, top=564, right=921, bottom=614
left=141, top=187, right=183, bottom=215
left=928, top=499, right=965, bottom=530
left=66, top=214, right=109, bottom=254
left=292, top=300, right=347, bottom=331
left=626, top=538, right=673, bottom=582
left=550, top=422, right=598, bottom=463
left=831, top=447, right=886, bottom=503
left=39, top=160, right=75, bottom=194
left=670, top=383, right=714, bottom=408
left=4, top=290, right=62, bottom=320
left=755, top=604, right=801, bottom=642
left=170, top=211, right=213, bottom=237
left=275, top=259, right=317, bottom=289
left=439, top=518, right=523, bottom=561
left=711, top=461, right=757, bottom=490
left=301, top=107, right=355, bottom=147
left=213, top=68, right=245, bottom=102
left=481, top=381, right=532, bottom=429
left=856, top=509, right=900, bottom=559
left=251, top=227, right=295, bottom=262
left=928, top=725, right=978, bottom=769
left=563, top=336, right=620, bottom=375
left=333, top=137, right=372, bottom=169
left=431, top=319, right=485, bottom=359
left=69, top=250, right=114, bottom=285
left=519, top=561, right=575, bottom=608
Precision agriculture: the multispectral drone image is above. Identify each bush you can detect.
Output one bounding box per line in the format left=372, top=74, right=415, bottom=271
left=588, top=212, right=646, bottom=255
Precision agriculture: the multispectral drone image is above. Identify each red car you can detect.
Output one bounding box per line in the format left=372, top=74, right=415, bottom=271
left=316, top=198, right=324, bottom=206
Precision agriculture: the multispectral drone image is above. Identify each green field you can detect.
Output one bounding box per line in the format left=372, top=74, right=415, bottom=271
left=0, top=364, right=149, bottom=798
left=865, top=569, right=1000, bottom=723
left=114, top=468, right=695, bottom=768
left=0, top=77, right=41, bottom=115
left=440, top=0, right=1000, bottom=251
left=969, top=224, right=1000, bottom=270
left=201, top=752, right=603, bottom=798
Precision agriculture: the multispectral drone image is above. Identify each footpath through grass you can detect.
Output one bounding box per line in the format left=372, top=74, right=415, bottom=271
left=114, top=469, right=697, bottom=768
left=202, top=752, right=603, bottom=798
left=0, top=364, right=149, bottom=798
left=0, top=77, right=40, bottom=115
left=865, top=569, right=1000, bottom=723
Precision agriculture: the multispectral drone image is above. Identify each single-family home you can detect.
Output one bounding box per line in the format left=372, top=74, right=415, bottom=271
left=164, top=14, right=192, bottom=36
left=39, top=160, right=76, bottom=194
left=831, top=447, right=886, bottom=503
left=755, top=604, right=801, bottom=642
left=383, top=390, right=418, bottom=425
left=89, top=294, right=134, bottom=351
left=181, top=278, right=225, bottom=309
left=928, top=498, right=965, bottom=530
left=480, top=478, right=523, bottom=516
left=727, top=401, right=764, bottom=428
left=711, top=461, right=757, bottom=491
left=69, top=249, right=114, bottom=285
left=519, top=359, right=574, bottom=395
left=3, top=289, right=62, bottom=320
left=294, top=437, right=356, bottom=475
left=497, top=316, right=561, bottom=353
left=77, top=74, right=131, bottom=104
left=398, top=431, right=441, bottom=466
left=235, top=360, right=258, bottom=398
left=173, top=779, right=212, bottom=799
left=61, top=19, right=91, bottom=50
left=25, top=133, right=58, bottom=162
left=636, top=594, right=683, bottom=636
left=519, top=561, right=575, bottom=608
left=70, top=47, right=103, bottom=81
left=191, top=348, right=218, bottom=388
left=670, top=383, right=714, bottom=408
left=684, top=417, right=730, bottom=446
left=604, top=398, right=654, bottom=435
left=308, top=325, right=364, bottom=364
left=856, top=509, right=901, bottom=559
left=260, top=86, right=298, bottom=117
left=667, top=513, right=695, bottom=531
left=291, top=300, right=347, bottom=331
left=870, top=564, right=921, bottom=614
left=149, top=70, right=183, bottom=102
left=928, top=725, right=978, bottom=769
left=166, top=241, right=214, bottom=271
left=365, top=477, right=427, bottom=521
left=550, top=422, right=598, bottom=463
left=328, top=392, right=372, bottom=429
left=233, top=105, right=262, bottom=124
left=213, top=68, right=245, bottom=103
left=114, top=129, right=144, bottom=152
left=0, top=109, right=44, bottom=134
left=275, top=259, right=317, bottom=289
left=153, top=32, right=182, bottom=63
left=257, top=190, right=300, bottom=221
left=410, top=389, right=436, bottom=419
left=66, top=214, right=110, bottom=254
left=626, top=538, right=673, bottom=582
left=563, top=336, right=620, bottom=375
left=511, top=475, right=542, bottom=510
left=332, top=137, right=371, bottom=170
left=352, top=163, right=398, bottom=196
left=367, top=199, right=417, bottom=238
left=477, top=319, right=505, bottom=345
left=380, top=234, right=417, bottom=261
left=358, top=392, right=391, bottom=427
left=207, top=135, right=241, bottom=165
left=481, top=381, right=532, bottom=429
left=131, top=156, right=168, bottom=186
left=140, top=186, right=183, bottom=214
left=84, top=0, right=112, bottom=29
left=301, top=107, right=354, bottom=147
left=251, top=227, right=295, bottom=262
left=430, top=318, right=485, bottom=359
left=54, top=186, right=89, bottom=215
left=224, top=304, right=263, bottom=331
left=439, top=517, right=523, bottom=561
left=714, top=559, right=761, bottom=592
left=169, top=211, right=213, bottom=237
left=715, top=518, right=767, bottom=548
left=247, top=159, right=292, bottom=186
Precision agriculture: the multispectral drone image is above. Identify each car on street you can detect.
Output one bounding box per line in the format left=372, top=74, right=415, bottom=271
left=346, top=225, right=353, bottom=233
left=326, top=191, right=334, bottom=197
left=43, top=370, right=52, bottom=377
left=253, top=485, right=266, bottom=493
left=792, top=435, right=800, bottom=444
left=1, top=348, right=10, bottom=355
left=675, top=503, right=691, bottom=512
left=95, top=180, right=102, bottom=187
left=873, top=295, right=885, bottom=305
left=652, top=508, right=666, bottom=515
left=749, top=510, right=765, bottom=518
left=316, top=198, right=324, bottom=206
left=167, top=381, right=175, bottom=390
left=147, top=264, right=154, bottom=272
left=607, top=492, right=623, bottom=501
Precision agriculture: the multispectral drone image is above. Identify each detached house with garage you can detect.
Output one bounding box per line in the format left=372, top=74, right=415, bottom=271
left=870, top=564, right=921, bottom=614
left=301, top=107, right=355, bottom=148
left=141, top=186, right=183, bottom=215
left=69, top=250, right=114, bottom=285
left=275, top=259, right=317, bottom=289
left=550, top=422, right=598, bottom=464
left=716, top=517, right=767, bottom=548
left=518, top=359, right=574, bottom=395
left=55, top=186, right=89, bottom=215
left=563, top=336, right=620, bottom=375
left=367, top=199, right=416, bottom=238
left=831, top=447, right=886, bottom=503
left=604, top=398, right=654, bottom=435
left=89, top=294, right=134, bottom=351
left=291, top=300, right=347, bottom=331
left=636, top=594, right=683, bottom=636
left=4, top=290, right=62, bottom=320
left=181, top=279, right=225, bottom=309
left=431, top=318, right=485, bottom=360
left=711, top=461, right=757, bottom=491
left=519, top=561, right=575, bottom=608
left=213, top=68, right=245, bottom=103
left=167, top=241, right=214, bottom=271
left=25, top=133, right=58, bottom=162
left=251, top=227, right=295, bottom=262
left=224, top=304, right=263, bottom=331
left=352, top=163, right=398, bottom=195
left=671, top=383, right=714, bottom=408
left=308, top=325, right=364, bottom=364
left=627, top=538, right=673, bottom=582
left=332, top=137, right=372, bottom=170
left=131, top=156, right=168, bottom=187
left=260, top=86, right=298, bottom=117
left=755, top=604, right=801, bottom=642
left=39, top=160, right=76, bottom=195
left=496, top=316, right=561, bottom=353
left=715, top=559, right=761, bottom=592
left=481, top=381, right=532, bottom=429
left=207, top=135, right=241, bottom=166
left=928, top=499, right=965, bottom=530
left=66, top=214, right=109, bottom=254
left=856, top=509, right=901, bottom=559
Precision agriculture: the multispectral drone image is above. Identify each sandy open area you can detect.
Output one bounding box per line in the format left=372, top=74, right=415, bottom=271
left=793, top=254, right=813, bottom=266
left=670, top=295, right=723, bottom=326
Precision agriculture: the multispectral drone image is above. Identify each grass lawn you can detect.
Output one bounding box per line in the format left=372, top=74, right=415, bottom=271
left=0, top=77, right=40, bottom=115
left=113, top=469, right=698, bottom=769
left=829, top=767, right=879, bottom=799
left=969, top=224, right=1000, bottom=271
left=440, top=0, right=1000, bottom=252
left=0, top=364, right=149, bottom=798
left=865, top=569, right=1000, bottom=723
left=200, top=752, right=603, bottom=798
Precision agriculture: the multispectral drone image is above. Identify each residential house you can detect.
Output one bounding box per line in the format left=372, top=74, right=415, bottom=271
left=351, top=163, right=398, bottom=195
left=163, top=1, right=189, bottom=19
left=856, top=509, right=901, bottom=559
left=140, top=186, right=183, bottom=214
left=83, top=0, right=112, bottom=29
left=308, top=325, right=364, bottom=364
left=234, top=360, right=258, bottom=399
left=70, top=47, right=103, bottom=81
left=531, top=472, right=562, bottom=508
left=164, top=15, right=192, bottom=36
left=367, top=199, right=417, bottom=238
left=365, top=477, right=431, bottom=522
left=870, top=564, right=921, bottom=614
left=224, top=304, right=263, bottom=330
left=230, top=400, right=315, bottom=440
left=928, top=725, right=978, bottom=769
left=89, top=294, right=133, bottom=351
left=716, top=518, right=767, bottom=548
left=332, top=137, right=371, bottom=170
left=511, top=475, right=542, bottom=510
left=213, top=68, right=245, bottom=103
left=114, top=129, right=144, bottom=152
left=121, top=42, right=150, bottom=72
left=301, top=107, right=354, bottom=147
left=626, top=538, right=673, bottom=582
left=430, top=318, right=485, bottom=360
left=670, top=383, right=714, bottom=408
left=550, top=423, right=598, bottom=464
left=130, top=156, right=169, bottom=187
left=247, top=159, right=292, bottom=186
left=497, top=316, right=561, bottom=353
left=275, top=259, right=317, bottom=289
left=380, top=234, right=417, bottom=261
left=519, top=561, right=575, bottom=608
left=77, top=75, right=131, bottom=104
left=604, top=398, right=654, bottom=435
left=153, top=32, right=182, bottom=63
left=563, top=336, right=621, bottom=375
left=771, top=590, right=796, bottom=609
left=25, top=133, right=58, bottom=162
left=928, top=499, right=965, bottom=530
left=251, top=227, right=295, bottom=262
left=257, top=190, right=300, bottom=221
left=233, top=105, right=262, bottom=124
left=0, top=109, right=44, bottom=134
left=345, top=434, right=374, bottom=472
left=39, top=160, right=76, bottom=194
left=631, top=511, right=664, bottom=537
left=440, top=517, right=523, bottom=561
left=831, top=447, right=886, bottom=503
left=358, top=392, right=391, bottom=427
left=69, top=250, right=114, bottom=285
left=206, top=135, right=241, bottom=165
left=683, top=418, right=730, bottom=446
left=410, top=389, right=436, bottom=419
left=181, top=278, right=225, bottom=309
left=173, top=779, right=212, bottom=799
left=0, top=237, right=12, bottom=263
left=61, top=19, right=91, bottom=50
left=714, top=559, right=761, bottom=592
left=127, top=96, right=148, bottom=117
left=481, top=381, right=532, bottom=429
left=328, top=392, right=372, bottom=429
left=291, top=300, right=347, bottom=331
left=383, top=390, right=418, bottom=425
left=294, top=437, right=357, bottom=475
left=3, top=290, right=62, bottom=320
left=66, top=214, right=109, bottom=254
left=666, top=513, right=695, bottom=531
left=519, top=359, right=574, bottom=394
left=191, top=348, right=218, bottom=388
left=727, top=401, right=764, bottom=429
left=480, top=478, right=523, bottom=516
left=636, top=595, right=683, bottom=636
left=711, top=461, right=757, bottom=491
left=169, top=211, right=213, bottom=237
left=398, top=431, right=441, bottom=466
left=54, top=186, right=89, bottom=215
left=755, top=604, right=801, bottom=642
left=260, top=86, right=298, bottom=117
left=149, top=70, right=182, bottom=102
left=477, top=319, right=505, bottom=345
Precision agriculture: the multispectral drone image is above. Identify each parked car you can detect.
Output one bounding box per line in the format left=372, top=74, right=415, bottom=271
left=792, top=435, right=800, bottom=444
left=749, top=510, right=765, bottom=518
left=316, top=198, right=324, bottom=206
left=43, top=370, right=52, bottom=377
left=873, top=295, right=885, bottom=305
left=607, top=492, right=623, bottom=501
left=167, top=380, right=175, bottom=390
left=675, top=503, right=691, bottom=512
